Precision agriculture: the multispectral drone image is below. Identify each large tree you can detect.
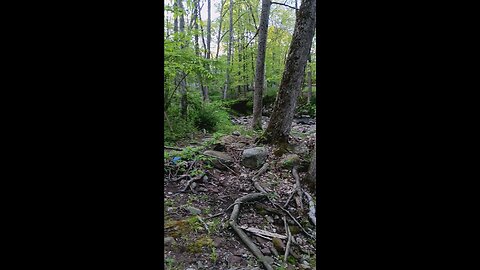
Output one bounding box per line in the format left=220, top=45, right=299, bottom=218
left=251, top=0, right=271, bottom=130
left=260, top=0, right=316, bottom=144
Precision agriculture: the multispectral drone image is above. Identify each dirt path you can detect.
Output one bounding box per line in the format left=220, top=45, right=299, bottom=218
left=164, top=116, right=316, bottom=270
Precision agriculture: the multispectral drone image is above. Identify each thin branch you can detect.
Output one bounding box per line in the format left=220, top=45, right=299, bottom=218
left=271, top=1, right=299, bottom=10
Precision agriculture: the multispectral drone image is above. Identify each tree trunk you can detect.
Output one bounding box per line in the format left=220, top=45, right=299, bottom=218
left=223, top=0, right=234, bottom=100
left=261, top=0, right=316, bottom=144
left=178, top=0, right=187, bottom=118
left=215, top=0, right=225, bottom=59
left=252, top=0, right=271, bottom=130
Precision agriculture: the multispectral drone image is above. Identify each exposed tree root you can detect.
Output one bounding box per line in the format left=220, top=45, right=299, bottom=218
left=175, top=174, right=204, bottom=194
left=304, top=190, right=316, bottom=226
left=283, top=216, right=292, bottom=263
left=228, top=192, right=273, bottom=270
left=292, top=166, right=304, bottom=210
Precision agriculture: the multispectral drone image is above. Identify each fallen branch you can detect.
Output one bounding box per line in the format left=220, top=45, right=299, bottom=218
left=239, top=225, right=287, bottom=240
left=304, top=190, right=316, bottom=227
left=164, top=146, right=183, bottom=151
left=229, top=193, right=273, bottom=270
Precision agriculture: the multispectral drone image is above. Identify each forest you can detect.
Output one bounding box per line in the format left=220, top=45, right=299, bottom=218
left=164, top=0, right=316, bottom=269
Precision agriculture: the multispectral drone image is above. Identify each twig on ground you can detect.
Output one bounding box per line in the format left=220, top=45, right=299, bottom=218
left=164, top=146, right=183, bottom=151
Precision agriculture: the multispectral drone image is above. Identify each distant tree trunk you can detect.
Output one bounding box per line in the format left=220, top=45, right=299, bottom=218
left=252, top=0, right=271, bottom=130
left=178, top=0, right=187, bottom=118
left=215, top=0, right=225, bottom=59
left=207, top=0, right=211, bottom=60
left=261, top=0, right=316, bottom=144
left=193, top=0, right=206, bottom=102
left=223, top=0, right=234, bottom=99
left=304, top=142, right=316, bottom=192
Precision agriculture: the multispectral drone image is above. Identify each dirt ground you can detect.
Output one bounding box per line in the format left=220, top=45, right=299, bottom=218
left=164, top=116, right=317, bottom=270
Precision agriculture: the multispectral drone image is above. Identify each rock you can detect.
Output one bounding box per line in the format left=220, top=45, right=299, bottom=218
left=279, top=154, right=301, bottom=169
left=241, top=147, right=268, bottom=169
left=261, top=247, right=271, bottom=255
left=232, top=131, right=241, bottom=136
left=203, top=150, right=234, bottom=170
left=213, top=237, right=223, bottom=247
left=228, top=255, right=243, bottom=264
left=292, top=143, right=309, bottom=155
left=185, top=206, right=201, bottom=215
left=164, top=236, right=175, bottom=245
left=265, top=215, right=274, bottom=223
left=272, top=237, right=285, bottom=254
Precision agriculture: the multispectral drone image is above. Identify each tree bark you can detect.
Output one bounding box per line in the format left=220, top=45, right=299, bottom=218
left=177, top=0, right=187, bottom=118
left=223, top=0, right=234, bottom=99
left=261, top=0, right=316, bottom=144
left=252, top=0, right=271, bottom=130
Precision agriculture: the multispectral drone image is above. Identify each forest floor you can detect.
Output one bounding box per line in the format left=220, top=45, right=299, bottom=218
left=164, top=116, right=316, bottom=270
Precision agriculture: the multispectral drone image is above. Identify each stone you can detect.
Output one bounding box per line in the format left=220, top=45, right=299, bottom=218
left=164, top=236, right=175, bottom=245
left=261, top=247, right=271, bottom=255
left=228, top=255, right=243, bottom=264
left=203, top=150, right=234, bottom=170
left=232, top=131, right=241, bottom=136
left=185, top=206, right=202, bottom=215
left=241, top=147, right=268, bottom=169
left=265, top=215, right=274, bottom=223
left=292, top=143, right=309, bottom=155
left=279, top=154, right=301, bottom=169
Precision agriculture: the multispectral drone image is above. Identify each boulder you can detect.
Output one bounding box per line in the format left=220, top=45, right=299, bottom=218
left=279, top=154, right=301, bottom=169
left=203, top=150, right=234, bottom=170
left=241, top=147, right=268, bottom=169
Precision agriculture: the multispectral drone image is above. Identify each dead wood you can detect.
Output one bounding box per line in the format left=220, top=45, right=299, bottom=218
left=164, top=146, right=183, bottom=151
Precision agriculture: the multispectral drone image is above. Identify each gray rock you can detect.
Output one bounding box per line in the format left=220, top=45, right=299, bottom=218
left=241, top=147, right=268, bottom=169
left=203, top=150, right=234, bottom=170
left=185, top=206, right=202, bottom=215
left=228, top=255, right=243, bottom=264
left=164, top=236, right=175, bottom=245
left=279, top=154, right=301, bottom=169
left=232, top=131, right=241, bottom=136
left=261, top=247, right=271, bottom=255
left=292, top=143, right=309, bottom=155
left=265, top=215, right=274, bottom=223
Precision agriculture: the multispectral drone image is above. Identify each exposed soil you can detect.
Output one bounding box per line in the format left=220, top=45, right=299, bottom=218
left=164, top=116, right=316, bottom=270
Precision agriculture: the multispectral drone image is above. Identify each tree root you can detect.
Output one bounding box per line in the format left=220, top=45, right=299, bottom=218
left=304, top=190, right=316, bottom=226
left=291, top=166, right=304, bottom=210
left=228, top=192, right=273, bottom=270
left=283, top=216, right=292, bottom=263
